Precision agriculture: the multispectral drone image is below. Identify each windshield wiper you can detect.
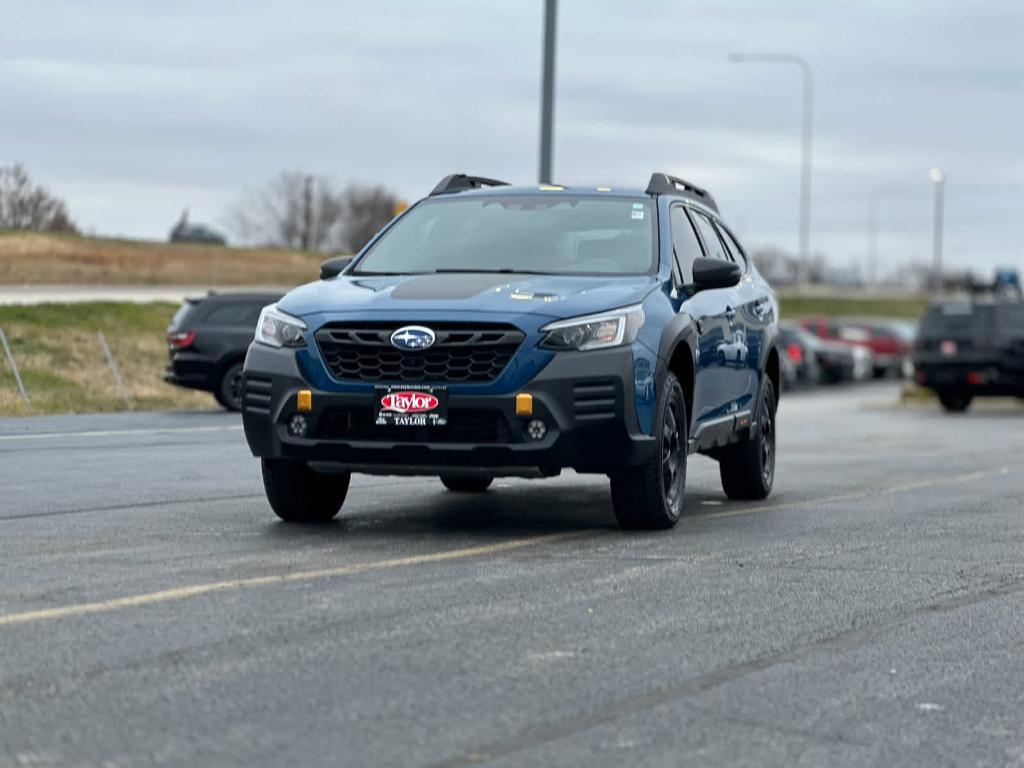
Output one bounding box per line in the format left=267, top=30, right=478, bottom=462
left=353, top=271, right=428, bottom=276
left=431, top=268, right=551, bottom=275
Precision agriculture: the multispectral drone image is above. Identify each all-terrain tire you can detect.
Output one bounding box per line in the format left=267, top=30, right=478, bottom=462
left=261, top=459, right=350, bottom=522
left=609, top=371, right=687, bottom=530
left=719, top=376, right=776, bottom=501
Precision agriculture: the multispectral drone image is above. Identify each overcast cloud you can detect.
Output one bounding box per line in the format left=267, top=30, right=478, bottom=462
left=2, top=0, right=1021, bottom=276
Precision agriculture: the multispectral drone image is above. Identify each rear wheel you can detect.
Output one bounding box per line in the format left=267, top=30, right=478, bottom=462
left=719, top=377, right=776, bottom=500
left=261, top=459, right=350, bottom=522
left=215, top=362, right=244, bottom=411
left=937, top=390, right=973, bottom=412
left=440, top=475, right=493, bottom=493
left=610, top=371, right=687, bottom=530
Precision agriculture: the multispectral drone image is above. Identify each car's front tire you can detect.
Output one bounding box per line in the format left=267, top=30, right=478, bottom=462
left=440, top=475, right=493, bottom=492
left=261, top=459, right=350, bottom=522
left=610, top=371, right=687, bottom=530
left=719, top=376, right=776, bottom=500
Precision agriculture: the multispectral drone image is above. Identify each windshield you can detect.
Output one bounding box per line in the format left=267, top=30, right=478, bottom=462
left=353, top=195, right=656, bottom=276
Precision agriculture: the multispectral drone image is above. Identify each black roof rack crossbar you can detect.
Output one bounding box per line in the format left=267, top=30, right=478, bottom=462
left=430, top=174, right=511, bottom=196
left=645, top=173, right=718, bottom=212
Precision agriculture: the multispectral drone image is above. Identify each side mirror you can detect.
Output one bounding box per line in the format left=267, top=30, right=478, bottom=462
left=320, top=256, right=353, bottom=280
left=687, top=257, right=741, bottom=292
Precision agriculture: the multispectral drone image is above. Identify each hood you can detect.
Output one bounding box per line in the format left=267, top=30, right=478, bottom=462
left=278, top=272, right=658, bottom=321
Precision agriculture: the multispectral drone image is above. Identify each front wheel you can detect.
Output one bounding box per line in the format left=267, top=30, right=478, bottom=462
left=440, top=475, right=493, bottom=492
left=610, top=371, right=687, bottom=530
left=719, top=376, right=776, bottom=500
left=261, top=459, right=350, bottom=522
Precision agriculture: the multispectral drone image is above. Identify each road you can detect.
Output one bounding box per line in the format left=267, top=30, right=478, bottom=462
left=0, top=382, right=1022, bottom=767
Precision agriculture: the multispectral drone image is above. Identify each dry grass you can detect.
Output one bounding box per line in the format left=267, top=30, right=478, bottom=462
left=0, top=302, right=213, bottom=416
left=0, top=230, right=323, bottom=286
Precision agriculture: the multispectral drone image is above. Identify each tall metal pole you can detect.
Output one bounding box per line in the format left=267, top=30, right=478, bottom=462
left=729, top=53, right=814, bottom=284
left=867, top=195, right=880, bottom=286
left=866, top=187, right=902, bottom=286
left=538, top=0, right=557, bottom=184
left=930, top=168, right=945, bottom=295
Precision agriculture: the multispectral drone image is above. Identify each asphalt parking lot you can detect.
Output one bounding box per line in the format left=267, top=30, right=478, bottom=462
left=1, top=381, right=1022, bottom=767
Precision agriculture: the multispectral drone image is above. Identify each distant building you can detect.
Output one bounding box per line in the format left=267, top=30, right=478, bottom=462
left=169, top=209, right=227, bottom=245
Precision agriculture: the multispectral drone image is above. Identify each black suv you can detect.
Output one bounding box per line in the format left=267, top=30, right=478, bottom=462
left=166, top=292, right=281, bottom=410
left=914, top=297, right=1024, bottom=411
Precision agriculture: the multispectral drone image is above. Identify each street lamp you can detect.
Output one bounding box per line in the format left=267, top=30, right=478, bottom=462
left=867, top=187, right=903, bottom=286
left=930, top=168, right=945, bottom=294
left=538, top=0, right=558, bottom=184
left=729, top=53, right=814, bottom=284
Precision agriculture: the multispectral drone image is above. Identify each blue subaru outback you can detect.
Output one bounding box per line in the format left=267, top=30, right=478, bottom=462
left=242, top=173, right=780, bottom=529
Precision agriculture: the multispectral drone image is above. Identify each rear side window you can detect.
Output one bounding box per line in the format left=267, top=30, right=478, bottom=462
left=205, top=303, right=257, bottom=326
left=669, top=206, right=704, bottom=283
left=169, top=301, right=199, bottom=331
left=691, top=212, right=730, bottom=262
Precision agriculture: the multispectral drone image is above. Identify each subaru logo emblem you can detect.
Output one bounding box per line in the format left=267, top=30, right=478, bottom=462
left=390, top=325, right=436, bottom=350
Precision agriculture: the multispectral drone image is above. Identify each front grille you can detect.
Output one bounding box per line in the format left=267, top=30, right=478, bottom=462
left=315, top=322, right=525, bottom=383
left=573, top=379, right=618, bottom=421
left=317, top=407, right=513, bottom=444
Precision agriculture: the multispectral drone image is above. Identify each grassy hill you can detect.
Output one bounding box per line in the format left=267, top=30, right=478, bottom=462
left=0, top=230, right=322, bottom=286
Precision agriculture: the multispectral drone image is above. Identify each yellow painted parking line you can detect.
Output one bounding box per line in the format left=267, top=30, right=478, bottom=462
left=1, top=466, right=1010, bottom=627
left=696, top=466, right=1010, bottom=520
left=0, top=532, right=583, bottom=627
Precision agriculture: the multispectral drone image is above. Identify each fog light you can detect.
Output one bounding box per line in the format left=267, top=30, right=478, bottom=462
left=527, top=419, right=547, bottom=441
left=288, top=413, right=309, bottom=438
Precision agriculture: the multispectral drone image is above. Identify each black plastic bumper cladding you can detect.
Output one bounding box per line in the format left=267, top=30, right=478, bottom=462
left=242, top=343, right=656, bottom=473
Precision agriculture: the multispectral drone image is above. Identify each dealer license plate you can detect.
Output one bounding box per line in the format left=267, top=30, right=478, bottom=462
left=374, top=386, right=448, bottom=428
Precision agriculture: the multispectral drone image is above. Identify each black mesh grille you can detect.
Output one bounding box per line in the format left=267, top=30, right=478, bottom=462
left=315, top=322, right=525, bottom=383
left=317, top=407, right=513, bottom=444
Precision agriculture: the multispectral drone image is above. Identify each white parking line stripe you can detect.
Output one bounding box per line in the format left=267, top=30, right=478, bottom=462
left=0, top=425, right=243, bottom=442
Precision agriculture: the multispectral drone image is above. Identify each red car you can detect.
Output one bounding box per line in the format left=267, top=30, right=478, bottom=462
left=798, top=317, right=909, bottom=378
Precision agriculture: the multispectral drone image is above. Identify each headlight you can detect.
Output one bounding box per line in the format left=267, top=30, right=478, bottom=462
left=255, top=304, right=307, bottom=348
left=540, top=304, right=645, bottom=352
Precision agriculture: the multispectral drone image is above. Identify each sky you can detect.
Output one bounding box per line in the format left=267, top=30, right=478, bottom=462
left=2, top=0, right=1022, bottom=277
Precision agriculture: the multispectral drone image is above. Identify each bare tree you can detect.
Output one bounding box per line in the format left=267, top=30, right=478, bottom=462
left=228, top=171, right=344, bottom=251
left=227, top=173, right=399, bottom=253
left=0, top=164, right=78, bottom=233
left=336, top=184, right=401, bottom=252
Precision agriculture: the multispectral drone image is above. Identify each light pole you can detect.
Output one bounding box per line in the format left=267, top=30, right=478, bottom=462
left=538, top=0, right=557, bottom=184
left=930, top=168, right=945, bottom=294
left=729, top=53, right=814, bottom=284
left=867, top=187, right=902, bottom=286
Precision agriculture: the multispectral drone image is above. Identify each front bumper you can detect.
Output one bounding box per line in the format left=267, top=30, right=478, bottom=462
left=241, top=343, right=657, bottom=475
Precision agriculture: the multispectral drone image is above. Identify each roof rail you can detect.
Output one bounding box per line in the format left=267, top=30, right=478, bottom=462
left=645, top=173, right=719, bottom=212
left=430, top=174, right=511, bottom=196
